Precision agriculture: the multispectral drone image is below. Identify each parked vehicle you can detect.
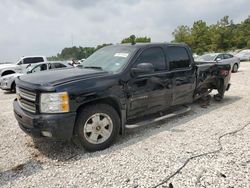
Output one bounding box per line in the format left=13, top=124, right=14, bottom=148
left=0, top=61, right=71, bottom=93
left=235, top=49, right=250, bottom=61
left=13, top=43, right=231, bottom=151
left=195, top=53, right=240, bottom=72
left=0, top=56, right=47, bottom=77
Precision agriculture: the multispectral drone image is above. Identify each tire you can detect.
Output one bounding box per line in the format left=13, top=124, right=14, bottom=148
left=11, top=82, right=16, bottom=93
left=232, top=63, right=238, bottom=73
left=73, top=104, right=120, bottom=151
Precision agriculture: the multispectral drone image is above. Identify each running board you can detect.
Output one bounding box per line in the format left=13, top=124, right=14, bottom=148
left=125, top=105, right=191, bottom=129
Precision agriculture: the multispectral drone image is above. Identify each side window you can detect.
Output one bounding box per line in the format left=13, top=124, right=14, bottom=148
left=48, top=63, right=53, bottom=69
left=23, top=58, right=34, bottom=64
left=31, top=64, right=47, bottom=73
left=216, top=54, right=224, bottom=60
left=135, top=47, right=166, bottom=71
left=23, top=57, right=44, bottom=64
left=167, top=46, right=191, bottom=70
left=53, top=63, right=67, bottom=69
left=33, top=57, right=44, bottom=63
left=223, top=54, right=232, bottom=59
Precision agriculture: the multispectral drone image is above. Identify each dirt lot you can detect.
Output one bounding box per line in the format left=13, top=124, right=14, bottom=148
left=0, top=63, right=249, bottom=188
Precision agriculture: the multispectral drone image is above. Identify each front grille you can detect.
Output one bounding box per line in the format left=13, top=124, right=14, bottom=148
left=17, top=87, right=37, bottom=113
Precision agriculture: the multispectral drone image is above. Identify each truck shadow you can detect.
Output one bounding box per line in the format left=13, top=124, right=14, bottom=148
left=31, top=95, right=241, bottom=162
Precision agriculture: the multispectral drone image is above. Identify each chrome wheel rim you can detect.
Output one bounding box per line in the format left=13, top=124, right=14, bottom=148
left=83, top=113, right=113, bottom=144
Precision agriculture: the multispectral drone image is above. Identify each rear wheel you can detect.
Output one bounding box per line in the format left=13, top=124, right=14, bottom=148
left=232, top=63, right=238, bottom=73
left=73, top=104, right=120, bottom=151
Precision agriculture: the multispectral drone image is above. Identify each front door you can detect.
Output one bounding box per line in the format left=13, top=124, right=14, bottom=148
left=127, top=47, right=172, bottom=119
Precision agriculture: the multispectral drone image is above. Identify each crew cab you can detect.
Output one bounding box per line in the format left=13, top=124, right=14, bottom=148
left=0, top=56, right=47, bottom=77
left=13, top=43, right=231, bottom=151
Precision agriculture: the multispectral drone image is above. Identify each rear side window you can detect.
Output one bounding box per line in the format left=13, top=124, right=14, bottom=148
left=135, top=47, right=166, bottom=71
left=53, top=63, right=67, bottom=69
left=167, top=46, right=191, bottom=70
left=223, top=54, right=233, bottom=59
left=23, top=58, right=34, bottom=64
left=49, top=63, right=67, bottom=69
left=33, top=57, right=44, bottom=63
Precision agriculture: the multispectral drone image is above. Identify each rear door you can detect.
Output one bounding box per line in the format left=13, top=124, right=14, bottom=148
left=166, top=46, right=196, bottom=105
left=127, top=47, right=172, bottom=118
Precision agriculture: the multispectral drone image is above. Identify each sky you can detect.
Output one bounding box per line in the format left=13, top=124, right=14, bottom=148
left=0, top=0, right=249, bottom=62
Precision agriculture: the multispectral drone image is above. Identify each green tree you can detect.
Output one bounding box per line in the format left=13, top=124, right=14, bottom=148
left=191, top=20, right=211, bottom=54
left=121, top=35, right=151, bottom=44
left=172, top=25, right=192, bottom=46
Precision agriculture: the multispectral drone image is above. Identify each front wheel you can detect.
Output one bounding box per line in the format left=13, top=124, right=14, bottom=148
left=232, top=63, right=238, bottom=73
left=73, top=104, right=120, bottom=151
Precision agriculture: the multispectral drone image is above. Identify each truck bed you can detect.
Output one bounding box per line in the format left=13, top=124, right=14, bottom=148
left=194, top=61, right=231, bottom=100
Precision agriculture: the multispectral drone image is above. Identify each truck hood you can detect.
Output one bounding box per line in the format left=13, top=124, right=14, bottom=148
left=0, top=63, right=17, bottom=70
left=18, top=67, right=110, bottom=88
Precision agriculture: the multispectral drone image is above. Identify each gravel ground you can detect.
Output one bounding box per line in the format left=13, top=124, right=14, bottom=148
left=0, top=62, right=250, bottom=188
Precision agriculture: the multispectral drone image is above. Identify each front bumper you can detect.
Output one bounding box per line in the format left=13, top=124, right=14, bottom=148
left=13, top=99, right=76, bottom=141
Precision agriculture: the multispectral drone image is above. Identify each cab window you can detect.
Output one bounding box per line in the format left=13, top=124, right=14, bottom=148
left=134, top=47, right=166, bottom=71
left=167, top=46, right=191, bottom=70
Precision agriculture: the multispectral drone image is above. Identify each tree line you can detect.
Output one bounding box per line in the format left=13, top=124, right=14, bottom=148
left=48, top=15, right=250, bottom=60
left=172, top=15, right=250, bottom=54
left=48, top=35, right=151, bottom=60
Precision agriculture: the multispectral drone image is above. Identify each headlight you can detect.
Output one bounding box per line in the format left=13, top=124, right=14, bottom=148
left=40, top=92, right=69, bottom=113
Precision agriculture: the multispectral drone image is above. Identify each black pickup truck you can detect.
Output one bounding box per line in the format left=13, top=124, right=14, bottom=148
left=13, top=43, right=231, bottom=151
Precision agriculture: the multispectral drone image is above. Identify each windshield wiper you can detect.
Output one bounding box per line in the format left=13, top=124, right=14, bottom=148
left=83, top=66, right=103, bottom=70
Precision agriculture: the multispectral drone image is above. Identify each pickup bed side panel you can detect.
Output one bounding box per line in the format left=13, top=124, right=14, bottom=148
left=195, top=62, right=231, bottom=98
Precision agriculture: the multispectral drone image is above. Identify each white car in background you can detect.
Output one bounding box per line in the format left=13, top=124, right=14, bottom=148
left=0, top=56, right=47, bottom=77
left=195, top=53, right=240, bottom=72
left=235, top=50, right=250, bottom=61
left=0, top=61, right=72, bottom=92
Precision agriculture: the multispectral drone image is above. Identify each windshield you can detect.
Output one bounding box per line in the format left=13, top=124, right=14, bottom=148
left=82, top=45, right=137, bottom=72
left=196, top=54, right=217, bottom=61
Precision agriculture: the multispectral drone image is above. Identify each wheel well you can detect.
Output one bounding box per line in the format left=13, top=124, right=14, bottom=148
left=1, top=70, right=15, bottom=77
left=76, top=98, right=122, bottom=120
left=76, top=98, right=123, bottom=134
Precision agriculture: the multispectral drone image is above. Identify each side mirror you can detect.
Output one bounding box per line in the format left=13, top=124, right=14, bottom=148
left=131, top=63, right=154, bottom=76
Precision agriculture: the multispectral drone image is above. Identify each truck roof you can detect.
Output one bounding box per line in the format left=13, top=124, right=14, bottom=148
left=115, top=42, right=189, bottom=48
left=20, top=55, right=46, bottom=59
